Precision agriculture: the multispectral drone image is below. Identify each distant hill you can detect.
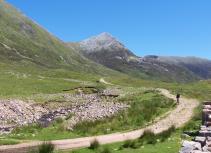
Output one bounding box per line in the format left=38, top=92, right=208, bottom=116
left=67, top=32, right=211, bottom=82
left=158, top=56, right=211, bottom=79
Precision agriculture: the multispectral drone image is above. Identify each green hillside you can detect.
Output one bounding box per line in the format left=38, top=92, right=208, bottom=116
left=0, top=1, right=123, bottom=98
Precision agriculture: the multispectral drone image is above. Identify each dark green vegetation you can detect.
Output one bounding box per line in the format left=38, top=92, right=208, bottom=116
left=29, top=142, right=55, bottom=153
left=89, top=139, right=100, bottom=150
left=120, top=126, right=175, bottom=149
left=73, top=90, right=175, bottom=135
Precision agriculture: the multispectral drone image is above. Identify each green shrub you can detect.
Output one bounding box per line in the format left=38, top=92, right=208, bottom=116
left=38, top=142, right=54, bottom=153
left=89, top=139, right=100, bottom=150
left=29, top=142, right=55, bottom=153
left=122, top=140, right=132, bottom=148
left=139, top=130, right=157, bottom=144
left=139, top=126, right=176, bottom=145
left=158, top=126, right=176, bottom=142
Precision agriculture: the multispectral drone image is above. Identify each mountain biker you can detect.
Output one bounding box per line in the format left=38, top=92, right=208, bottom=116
left=176, top=93, right=180, bottom=104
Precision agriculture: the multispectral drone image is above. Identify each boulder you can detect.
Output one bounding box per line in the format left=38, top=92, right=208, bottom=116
left=179, top=141, right=202, bottom=153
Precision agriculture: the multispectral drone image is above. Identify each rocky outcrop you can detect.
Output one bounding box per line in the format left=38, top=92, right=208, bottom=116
left=179, top=102, right=211, bottom=153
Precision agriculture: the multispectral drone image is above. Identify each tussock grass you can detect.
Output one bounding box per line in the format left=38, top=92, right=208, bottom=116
left=29, top=142, right=55, bottom=153
left=89, top=139, right=100, bottom=150
left=119, top=126, right=176, bottom=150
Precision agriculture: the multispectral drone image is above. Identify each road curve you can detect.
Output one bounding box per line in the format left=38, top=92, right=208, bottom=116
left=0, top=89, right=199, bottom=153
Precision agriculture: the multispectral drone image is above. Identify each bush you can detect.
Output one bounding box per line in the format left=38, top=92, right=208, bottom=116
left=139, top=130, right=157, bottom=144
left=122, top=140, right=132, bottom=148
left=89, top=139, right=100, bottom=150
left=158, top=126, right=175, bottom=142
left=139, top=126, right=176, bottom=145
left=29, top=142, right=55, bottom=153
left=38, top=142, right=54, bottom=153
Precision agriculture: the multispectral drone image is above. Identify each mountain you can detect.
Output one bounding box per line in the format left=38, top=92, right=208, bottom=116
left=0, top=1, right=118, bottom=77
left=1, top=0, right=210, bottom=86
left=78, top=33, right=143, bottom=76
left=0, top=1, right=128, bottom=98
left=70, top=32, right=211, bottom=82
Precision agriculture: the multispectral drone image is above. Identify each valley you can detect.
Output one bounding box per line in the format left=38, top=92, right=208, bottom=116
left=0, top=1, right=210, bottom=153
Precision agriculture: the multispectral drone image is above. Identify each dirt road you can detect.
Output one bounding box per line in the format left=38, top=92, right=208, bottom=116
left=0, top=89, right=199, bottom=153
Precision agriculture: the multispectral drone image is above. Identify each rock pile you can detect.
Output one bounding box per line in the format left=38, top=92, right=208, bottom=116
left=39, top=94, right=129, bottom=129
left=100, top=88, right=121, bottom=97
left=0, top=100, right=48, bottom=133
left=67, top=101, right=129, bottom=129
left=179, top=102, right=211, bottom=153
left=0, top=92, right=129, bottom=133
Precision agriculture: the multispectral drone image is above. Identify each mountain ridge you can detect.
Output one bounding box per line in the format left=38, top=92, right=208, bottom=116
left=1, top=0, right=210, bottom=83
left=67, top=32, right=211, bottom=82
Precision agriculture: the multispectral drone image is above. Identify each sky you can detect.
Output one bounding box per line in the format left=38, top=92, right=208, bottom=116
left=6, top=0, right=211, bottom=59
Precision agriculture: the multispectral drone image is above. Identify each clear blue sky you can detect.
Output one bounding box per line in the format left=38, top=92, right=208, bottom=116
left=6, top=0, right=211, bottom=59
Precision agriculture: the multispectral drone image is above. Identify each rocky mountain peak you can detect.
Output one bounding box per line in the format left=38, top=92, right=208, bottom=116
left=79, top=32, right=127, bottom=53
left=97, top=32, right=114, bottom=40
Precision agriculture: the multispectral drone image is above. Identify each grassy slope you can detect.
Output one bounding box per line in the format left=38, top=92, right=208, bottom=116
left=0, top=1, right=95, bottom=69
left=0, top=62, right=98, bottom=99
left=0, top=1, right=125, bottom=99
